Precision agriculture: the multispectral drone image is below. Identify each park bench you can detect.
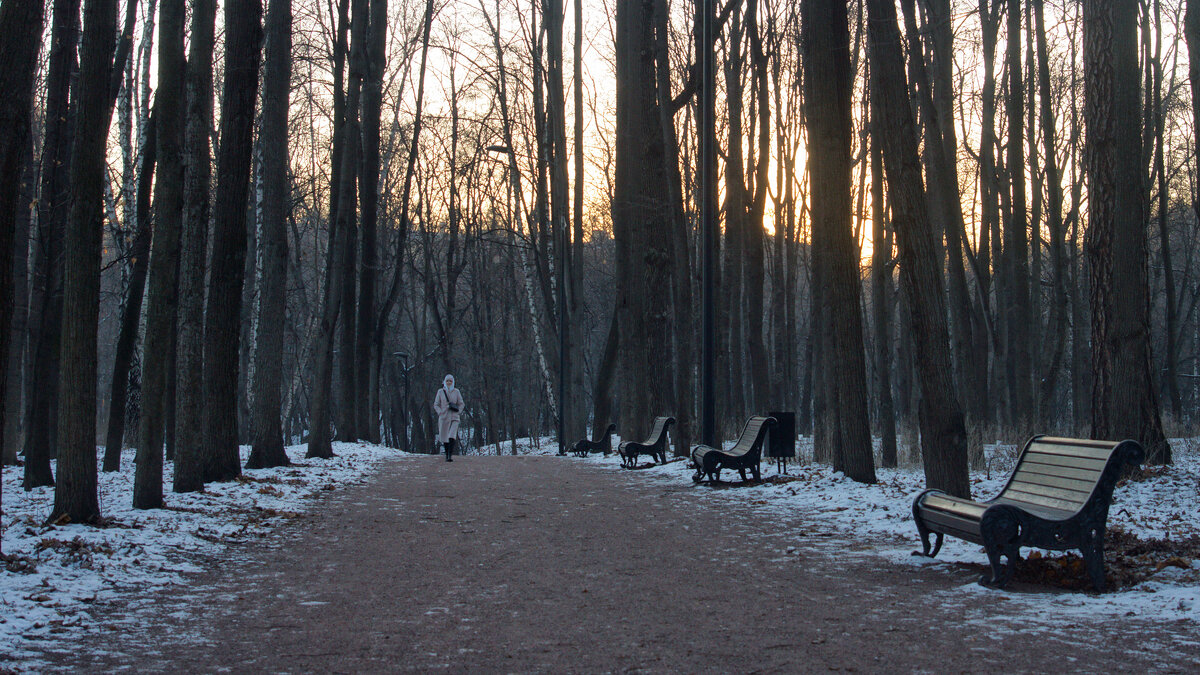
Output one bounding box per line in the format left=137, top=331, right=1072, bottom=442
left=572, top=423, right=617, bottom=457
left=690, top=415, right=777, bottom=483
left=618, top=416, right=675, bottom=468
left=912, top=435, right=1144, bottom=590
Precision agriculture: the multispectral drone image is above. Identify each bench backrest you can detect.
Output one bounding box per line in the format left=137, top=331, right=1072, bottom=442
left=993, top=436, right=1144, bottom=517
left=730, top=416, right=776, bottom=455
left=593, top=423, right=617, bottom=444
left=642, top=416, right=674, bottom=447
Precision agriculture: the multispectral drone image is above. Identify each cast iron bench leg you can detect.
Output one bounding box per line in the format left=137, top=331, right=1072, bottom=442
left=980, top=508, right=1021, bottom=588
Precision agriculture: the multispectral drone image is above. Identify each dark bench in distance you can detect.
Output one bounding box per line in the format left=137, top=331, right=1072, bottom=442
left=912, top=435, right=1144, bottom=590
left=618, top=416, right=674, bottom=468
left=572, top=423, right=617, bottom=457
left=690, top=415, right=777, bottom=483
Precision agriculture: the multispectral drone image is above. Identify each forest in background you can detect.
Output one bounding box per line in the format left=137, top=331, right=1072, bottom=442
left=0, top=0, right=1196, bottom=522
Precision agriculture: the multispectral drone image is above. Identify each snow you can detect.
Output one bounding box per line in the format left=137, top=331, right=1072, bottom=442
left=555, top=434, right=1200, bottom=628
left=0, top=442, right=404, bottom=665
left=2, top=435, right=1198, bottom=667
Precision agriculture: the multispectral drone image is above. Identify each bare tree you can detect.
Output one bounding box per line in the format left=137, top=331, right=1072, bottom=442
left=174, top=0, right=217, bottom=492
left=614, top=0, right=674, bottom=440
left=309, top=0, right=353, bottom=459
left=24, top=0, right=80, bottom=490
left=135, top=0, right=186, bottom=508
left=53, top=0, right=120, bottom=523
left=1033, top=0, right=1070, bottom=427
left=0, top=0, right=46, bottom=528
left=1004, top=0, right=1034, bottom=431
left=354, top=0, right=387, bottom=444
left=103, top=111, right=157, bottom=471
left=202, top=0, right=263, bottom=481
left=248, top=0, right=294, bottom=468
left=868, top=61, right=897, bottom=469
left=802, top=0, right=875, bottom=483
left=1084, top=0, right=1169, bottom=463
left=865, top=0, right=968, bottom=497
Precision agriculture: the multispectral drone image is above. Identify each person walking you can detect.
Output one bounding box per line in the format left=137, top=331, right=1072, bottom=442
left=433, top=374, right=464, bottom=461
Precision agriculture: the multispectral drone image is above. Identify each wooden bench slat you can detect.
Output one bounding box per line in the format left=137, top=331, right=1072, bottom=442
left=992, top=497, right=1076, bottom=521
left=1035, top=436, right=1117, bottom=450
left=919, top=509, right=984, bottom=542
left=1026, top=441, right=1115, bottom=461
left=1021, top=451, right=1109, bottom=473
left=1014, top=462, right=1106, bottom=484
left=920, top=494, right=987, bottom=520
left=1004, top=479, right=1092, bottom=509
left=1010, top=469, right=1099, bottom=496
left=997, top=487, right=1089, bottom=513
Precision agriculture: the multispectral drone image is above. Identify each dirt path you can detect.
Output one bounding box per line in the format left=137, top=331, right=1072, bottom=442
left=29, top=454, right=1200, bottom=673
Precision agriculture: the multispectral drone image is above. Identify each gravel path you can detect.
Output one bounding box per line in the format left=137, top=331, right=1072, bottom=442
left=30, top=454, right=1200, bottom=673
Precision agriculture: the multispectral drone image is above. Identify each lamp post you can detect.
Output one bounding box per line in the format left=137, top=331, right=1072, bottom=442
left=700, top=0, right=717, bottom=447
left=394, top=351, right=410, bottom=451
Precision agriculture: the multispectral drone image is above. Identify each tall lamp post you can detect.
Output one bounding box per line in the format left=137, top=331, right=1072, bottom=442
left=699, top=0, right=717, bottom=447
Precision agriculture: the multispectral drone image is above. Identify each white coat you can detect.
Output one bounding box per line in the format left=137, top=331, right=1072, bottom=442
left=434, top=386, right=464, bottom=444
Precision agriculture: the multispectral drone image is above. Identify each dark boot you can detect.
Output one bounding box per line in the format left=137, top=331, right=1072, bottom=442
left=444, top=441, right=453, bottom=461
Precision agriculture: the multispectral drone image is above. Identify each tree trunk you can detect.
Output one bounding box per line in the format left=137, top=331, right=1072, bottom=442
left=1188, top=3, right=1200, bottom=405
left=803, top=0, right=875, bottom=483
left=0, top=0, right=45, bottom=493
left=865, top=0, right=968, bottom=497
left=172, top=0, right=216, bottom=493
left=1083, top=0, right=1168, bottom=463
left=1066, top=13, right=1089, bottom=434
left=1034, top=0, right=1070, bottom=427
left=546, top=0, right=582, bottom=448
left=4, top=132, right=35, bottom=467
left=722, top=9, right=746, bottom=429
left=134, top=0, right=185, bottom=508
left=247, top=0, right=293, bottom=469
left=590, top=307, right=619, bottom=434
left=652, top=0, right=693, bottom=457
left=902, top=0, right=986, bottom=430
left=869, top=66, right=897, bottom=469
left=102, top=112, right=157, bottom=471
left=355, top=0, right=386, bottom=444
left=613, top=0, right=674, bottom=442
left=24, top=0, right=80, bottom=490
left=744, top=0, right=771, bottom=416
left=308, top=0, right=352, bottom=460
left=976, top=0, right=1000, bottom=431
left=335, top=0, right=367, bottom=442
left=238, top=193, right=258, bottom=444
left=53, top=0, right=119, bottom=524
left=202, top=0, right=262, bottom=481
left=572, top=0, right=589, bottom=444
left=1004, top=0, right=1033, bottom=431
left=1150, top=0, right=1179, bottom=420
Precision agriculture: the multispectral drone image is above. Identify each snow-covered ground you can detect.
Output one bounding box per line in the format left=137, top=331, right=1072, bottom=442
left=541, top=435, right=1200, bottom=628
left=2, top=435, right=1198, bottom=665
left=0, top=442, right=404, bottom=664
